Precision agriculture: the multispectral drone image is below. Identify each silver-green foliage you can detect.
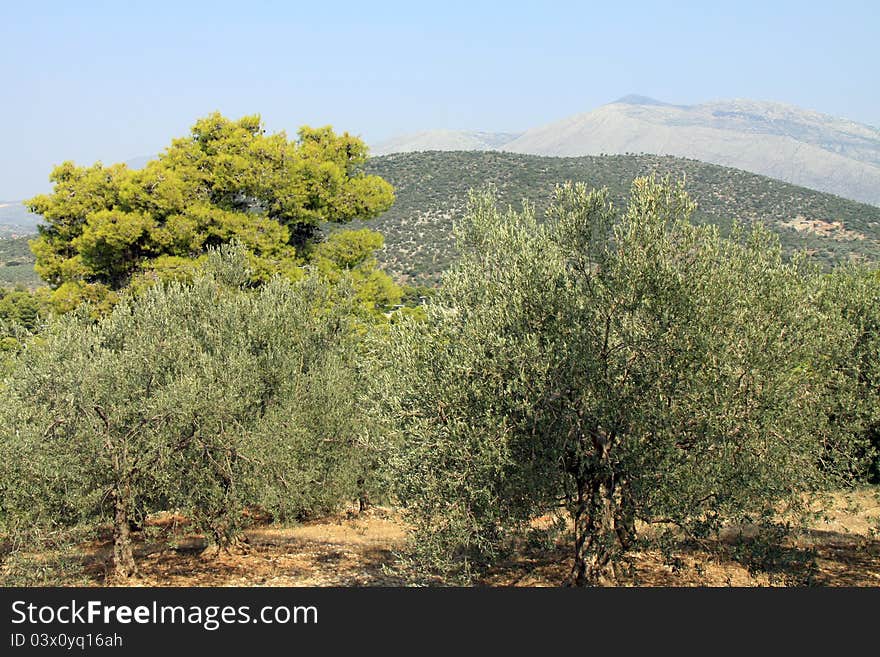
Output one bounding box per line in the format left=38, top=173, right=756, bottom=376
left=0, top=247, right=365, bottom=576
left=381, top=176, right=859, bottom=584
left=816, top=265, right=880, bottom=481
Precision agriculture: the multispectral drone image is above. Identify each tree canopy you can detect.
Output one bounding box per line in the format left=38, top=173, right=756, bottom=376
left=0, top=247, right=371, bottom=578
left=379, top=178, right=862, bottom=585
left=26, top=113, right=395, bottom=310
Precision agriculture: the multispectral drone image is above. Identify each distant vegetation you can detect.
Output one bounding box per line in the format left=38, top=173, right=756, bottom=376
left=0, top=201, right=42, bottom=288
left=363, top=151, right=880, bottom=284
left=0, top=237, right=41, bottom=288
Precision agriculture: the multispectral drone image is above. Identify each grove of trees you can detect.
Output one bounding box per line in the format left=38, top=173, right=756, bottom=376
left=0, top=114, right=877, bottom=585
left=1, top=246, right=372, bottom=578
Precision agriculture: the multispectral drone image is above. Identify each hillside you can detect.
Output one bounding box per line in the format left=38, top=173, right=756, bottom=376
left=0, top=201, right=40, bottom=237
left=5, top=151, right=879, bottom=290
left=372, top=130, right=521, bottom=156
left=371, top=96, right=880, bottom=206
left=0, top=237, right=41, bottom=289
left=361, top=151, right=880, bottom=284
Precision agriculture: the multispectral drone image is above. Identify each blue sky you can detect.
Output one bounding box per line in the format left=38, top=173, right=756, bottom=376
left=2, top=0, right=878, bottom=199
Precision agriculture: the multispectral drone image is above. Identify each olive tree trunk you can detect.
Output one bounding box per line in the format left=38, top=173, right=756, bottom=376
left=567, top=438, right=634, bottom=587
left=111, top=487, right=137, bottom=579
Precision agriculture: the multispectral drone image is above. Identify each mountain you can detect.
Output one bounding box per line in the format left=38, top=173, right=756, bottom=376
left=503, top=96, right=880, bottom=206
left=372, top=130, right=521, bottom=156
left=361, top=151, right=880, bottom=284
left=373, top=96, right=880, bottom=207
left=125, top=155, right=153, bottom=170
left=0, top=201, right=40, bottom=236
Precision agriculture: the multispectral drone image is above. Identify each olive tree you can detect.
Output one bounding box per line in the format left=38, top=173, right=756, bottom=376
left=380, top=177, right=857, bottom=585
left=0, top=247, right=368, bottom=578
left=816, top=266, right=880, bottom=481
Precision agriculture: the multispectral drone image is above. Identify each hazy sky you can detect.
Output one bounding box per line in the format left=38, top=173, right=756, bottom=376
left=2, top=0, right=878, bottom=199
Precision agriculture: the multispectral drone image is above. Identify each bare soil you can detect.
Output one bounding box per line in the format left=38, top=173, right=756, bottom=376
left=5, top=489, right=879, bottom=587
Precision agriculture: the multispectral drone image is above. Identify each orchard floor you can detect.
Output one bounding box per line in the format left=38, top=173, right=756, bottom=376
left=5, top=488, right=880, bottom=587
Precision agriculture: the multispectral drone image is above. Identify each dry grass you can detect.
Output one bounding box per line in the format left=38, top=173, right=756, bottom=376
left=4, top=489, right=878, bottom=587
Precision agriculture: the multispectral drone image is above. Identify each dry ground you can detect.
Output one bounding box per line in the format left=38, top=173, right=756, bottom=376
left=4, top=489, right=879, bottom=587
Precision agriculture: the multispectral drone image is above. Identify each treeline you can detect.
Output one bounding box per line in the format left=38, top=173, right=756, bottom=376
left=0, top=115, right=878, bottom=586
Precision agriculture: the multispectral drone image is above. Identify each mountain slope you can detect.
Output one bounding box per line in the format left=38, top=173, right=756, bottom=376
left=361, top=151, right=880, bottom=284
left=0, top=236, right=41, bottom=288
left=501, top=97, right=880, bottom=206
left=372, top=130, right=521, bottom=156
left=0, top=202, right=40, bottom=236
